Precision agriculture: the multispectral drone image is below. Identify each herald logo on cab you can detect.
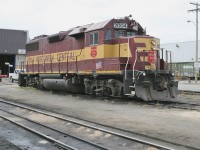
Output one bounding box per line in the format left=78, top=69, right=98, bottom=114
left=90, top=46, right=97, bottom=58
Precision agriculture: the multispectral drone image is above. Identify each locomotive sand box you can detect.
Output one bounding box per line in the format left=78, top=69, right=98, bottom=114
left=18, top=16, right=178, bottom=101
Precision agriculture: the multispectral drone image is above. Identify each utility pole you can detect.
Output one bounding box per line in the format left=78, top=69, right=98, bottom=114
left=188, top=2, right=200, bottom=83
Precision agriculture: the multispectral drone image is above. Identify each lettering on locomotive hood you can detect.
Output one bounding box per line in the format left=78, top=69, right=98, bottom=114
left=26, top=51, right=76, bottom=64
left=57, top=51, right=76, bottom=61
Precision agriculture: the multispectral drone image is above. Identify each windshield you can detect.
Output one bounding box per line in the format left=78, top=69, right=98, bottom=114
left=115, top=30, right=135, bottom=38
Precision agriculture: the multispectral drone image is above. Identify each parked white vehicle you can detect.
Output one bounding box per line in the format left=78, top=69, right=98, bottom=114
left=9, top=69, right=25, bottom=82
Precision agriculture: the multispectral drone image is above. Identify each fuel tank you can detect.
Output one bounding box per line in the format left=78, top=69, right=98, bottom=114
left=43, top=78, right=85, bottom=93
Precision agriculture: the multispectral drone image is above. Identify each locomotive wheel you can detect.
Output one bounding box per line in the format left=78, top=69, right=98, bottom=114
left=103, top=87, right=112, bottom=97
left=18, top=76, right=26, bottom=87
left=92, top=87, right=96, bottom=96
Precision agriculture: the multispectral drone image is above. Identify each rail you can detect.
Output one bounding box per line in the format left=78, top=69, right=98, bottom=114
left=0, top=99, right=177, bottom=150
left=0, top=108, right=108, bottom=150
left=0, top=114, right=78, bottom=150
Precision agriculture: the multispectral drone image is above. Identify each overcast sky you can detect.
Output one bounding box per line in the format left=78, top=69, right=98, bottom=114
left=0, top=0, right=199, bottom=44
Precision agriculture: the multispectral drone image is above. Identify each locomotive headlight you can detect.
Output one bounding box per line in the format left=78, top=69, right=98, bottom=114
left=151, top=40, right=156, bottom=50
left=151, top=40, right=156, bottom=45
left=143, top=72, right=146, bottom=76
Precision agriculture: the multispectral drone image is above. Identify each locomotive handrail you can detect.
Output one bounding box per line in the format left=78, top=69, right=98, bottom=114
left=51, top=59, right=53, bottom=73
left=58, top=58, right=60, bottom=73
left=20, top=62, right=25, bottom=71
left=76, top=56, right=78, bottom=73
left=44, top=60, right=46, bottom=73
left=133, top=50, right=138, bottom=82
left=37, top=60, right=40, bottom=73
left=26, top=61, right=28, bottom=72
left=125, top=38, right=130, bottom=80
left=32, top=61, right=34, bottom=73
left=118, top=38, right=121, bottom=70
left=66, top=56, right=69, bottom=74
left=75, top=49, right=83, bottom=74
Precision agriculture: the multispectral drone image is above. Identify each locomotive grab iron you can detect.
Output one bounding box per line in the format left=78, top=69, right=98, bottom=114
left=19, top=16, right=178, bottom=101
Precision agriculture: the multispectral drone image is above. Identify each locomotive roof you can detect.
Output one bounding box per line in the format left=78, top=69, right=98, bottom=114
left=85, top=19, right=111, bottom=32
left=30, top=16, right=144, bottom=42
left=68, top=23, right=93, bottom=36
left=68, top=19, right=111, bottom=36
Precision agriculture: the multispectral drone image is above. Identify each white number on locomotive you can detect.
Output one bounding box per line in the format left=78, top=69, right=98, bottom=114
left=114, top=23, right=128, bottom=29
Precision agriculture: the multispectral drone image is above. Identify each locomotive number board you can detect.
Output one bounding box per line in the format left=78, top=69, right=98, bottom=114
left=114, top=23, right=128, bottom=29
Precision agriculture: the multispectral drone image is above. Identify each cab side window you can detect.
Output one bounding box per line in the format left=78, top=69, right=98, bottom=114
left=90, top=32, right=99, bottom=45
left=105, top=29, right=112, bottom=40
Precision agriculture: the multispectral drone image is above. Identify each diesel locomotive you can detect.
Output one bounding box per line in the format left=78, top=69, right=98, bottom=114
left=18, top=16, right=178, bottom=101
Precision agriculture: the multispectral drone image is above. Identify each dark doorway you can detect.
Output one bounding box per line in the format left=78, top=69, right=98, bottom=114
left=0, top=54, right=15, bottom=75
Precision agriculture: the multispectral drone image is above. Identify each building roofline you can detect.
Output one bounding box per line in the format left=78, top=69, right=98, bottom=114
left=0, top=28, right=28, bottom=33
left=161, top=40, right=200, bottom=45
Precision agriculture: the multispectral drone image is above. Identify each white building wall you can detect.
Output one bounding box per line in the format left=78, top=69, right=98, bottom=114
left=15, top=54, right=26, bottom=69
left=161, top=40, right=200, bottom=63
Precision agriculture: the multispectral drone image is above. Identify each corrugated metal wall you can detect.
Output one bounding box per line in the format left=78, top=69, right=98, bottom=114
left=161, top=41, right=200, bottom=78
left=0, top=29, right=27, bottom=54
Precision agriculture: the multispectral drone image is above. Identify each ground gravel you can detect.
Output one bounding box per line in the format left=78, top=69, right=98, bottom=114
left=0, top=82, right=200, bottom=149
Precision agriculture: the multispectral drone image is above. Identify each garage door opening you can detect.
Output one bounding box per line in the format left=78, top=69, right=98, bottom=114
left=0, top=54, right=15, bottom=75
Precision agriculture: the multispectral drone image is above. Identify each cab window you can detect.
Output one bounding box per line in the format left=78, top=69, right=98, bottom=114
left=115, top=30, right=126, bottom=38
left=90, top=32, right=99, bottom=45
left=105, top=29, right=112, bottom=40
left=115, top=30, right=135, bottom=38
left=127, top=31, right=135, bottom=36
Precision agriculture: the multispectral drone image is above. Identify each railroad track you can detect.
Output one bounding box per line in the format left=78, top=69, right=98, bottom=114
left=168, top=101, right=200, bottom=111
left=0, top=102, right=108, bottom=150
left=0, top=114, right=78, bottom=150
left=72, top=91, right=200, bottom=111
left=0, top=99, right=190, bottom=150
left=92, top=93, right=200, bottom=112
left=146, top=100, right=200, bottom=111
left=179, top=90, right=200, bottom=95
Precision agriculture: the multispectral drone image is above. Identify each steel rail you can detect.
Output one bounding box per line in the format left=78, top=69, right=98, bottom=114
left=174, top=101, right=200, bottom=107
left=0, top=114, right=77, bottom=150
left=150, top=100, right=200, bottom=111
left=169, top=104, right=200, bottom=111
left=179, top=90, right=200, bottom=95
left=0, top=108, right=109, bottom=150
left=0, top=99, right=175, bottom=150
left=42, top=107, right=199, bottom=150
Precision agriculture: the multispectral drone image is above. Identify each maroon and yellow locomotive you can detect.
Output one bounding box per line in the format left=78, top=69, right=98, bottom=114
left=19, top=16, right=178, bottom=101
